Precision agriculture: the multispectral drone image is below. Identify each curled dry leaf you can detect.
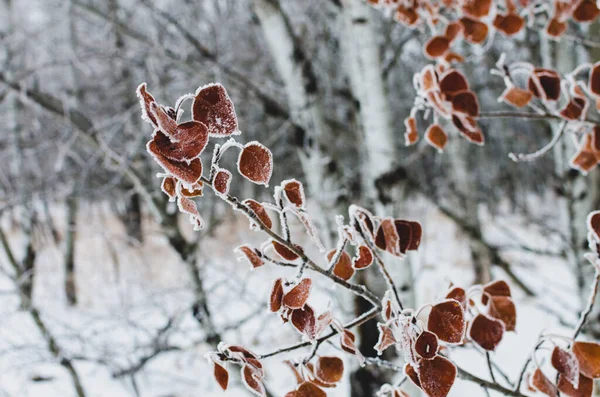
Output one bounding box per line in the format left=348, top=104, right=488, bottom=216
left=238, top=142, right=273, bottom=186
left=213, top=362, right=229, bottom=391
left=425, top=124, right=448, bottom=152
left=315, top=356, right=344, bottom=384
left=572, top=341, right=600, bottom=378
left=404, top=117, right=419, bottom=146
left=243, top=199, right=273, bottom=230
left=418, top=355, right=457, bottom=397
left=327, top=250, right=354, bottom=281
left=469, top=314, right=505, bottom=351
left=235, top=245, right=264, bottom=269
left=528, top=69, right=562, bottom=101
left=375, top=323, right=397, bottom=355
left=147, top=141, right=203, bottom=185
left=531, top=368, right=558, bottom=397
left=500, top=86, right=533, bottom=108
left=241, top=365, right=266, bottom=397
left=552, top=346, right=580, bottom=388
left=269, top=278, right=284, bottom=312
left=405, top=363, right=422, bottom=389
left=414, top=330, right=439, bottom=359
left=282, top=179, right=306, bottom=208
left=557, top=373, right=593, bottom=397
left=283, top=278, right=312, bottom=309
left=291, top=305, right=317, bottom=339
left=340, top=329, right=364, bottom=363
left=192, top=83, right=240, bottom=137
left=427, top=299, right=466, bottom=344
left=213, top=169, right=232, bottom=197
left=353, top=245, right=373, bottom=269
left=161, top=176, right=177, bottom=200
left=137, top=83, right=157, bottom=127
left=273, top=240, right=302, bottom=261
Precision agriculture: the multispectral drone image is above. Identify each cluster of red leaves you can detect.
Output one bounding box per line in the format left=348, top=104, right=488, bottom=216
left=406, top=65, right=483, bottom=150
left=525, top=211, right=600, bottom=397
left=498, top=60, right=600, bottom=173
left=368, top=0, right=598, bottom=52
left=137, top=83, right=273, bottom=229
left=207, top=344, right=267, bottom=396
left=283, top=356, right=345, bottom=396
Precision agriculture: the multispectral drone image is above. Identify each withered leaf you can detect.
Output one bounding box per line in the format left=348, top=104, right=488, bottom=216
left=469, top=314, right=505, bottom=351
left=192, top=83, right=239, bottom=137
left=414, top=330, right=439, bottom=359
left=427, top=299, right=466, bottom=344
left=283, top=278, right=312, bottom=309
left=238, top=142, right=273, bottom=186
left=572, top=341, right=600, bottom=378
left=418, top=355, right=457, bottom=397
left=315, top=356, right=344, bottom=384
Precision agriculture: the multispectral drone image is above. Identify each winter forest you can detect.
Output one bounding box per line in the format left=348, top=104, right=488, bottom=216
left=3, top=0, right=600, bottom=396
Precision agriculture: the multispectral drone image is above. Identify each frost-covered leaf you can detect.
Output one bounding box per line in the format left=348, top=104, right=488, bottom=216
left=269, top=278, right=284, bottom=312
left=161, top=176, right=177, bottom=200
left=424, top=36, right=450, bottom=59
left=444, top=22, right=463, bottom=42
left=573, top=0, right=600, bottom=22
left=243, top=199, right=273, bottom=230
left=282, top=179, right=306, bottom=208
left=315, top=356, right=344, bottom=384
left=590, top=62, right=600, bottom=97
left=283, top=278, right=312, bottom=309
left=439, top=70, right=468, bottom=99
left=573, top=341, right=600, bottom=378
left=427, top=299, right=465, bottom=344
left=235, top=245, right=264, bottom=269
left=150, top=104, right=178, bottom=138
left=327, top=250, right=354, bottom=281
left=192, top=83, right=240, bottom=137
left=241, top=365, right=266, bottom=397
left=238, top=141, right=273, bottom=186
left=425, top=124, right=448, bottom=152
left=499, top=86, right=533, bottom=108
left=460, top=17, right=488, bottom=44
left=316, top=310, right=333, bottom=336
left=528, top=68, right=561, bottom=101
left=452, top=115, right=484, bottom=145
left=353, top=245, right=373, bottom=269
left=560, top=97, right=588, bottom=121
left=552, top=347, right=580, bottom=388
left=557, top=373, right=593, bottom=397
left=136, top=83, right=158, bottom=127
left=587, top=210, right=600, bottom=241
left=462, top=0, right=491, bottom=18
left=404, top=117, right=419, bottom=146
left=375, top=323, right=397, bottom=355
left=483, top=280, right=511, bottom=297
left=451, top=91, right=479, bottom=117
left=488, top=296, right=517, bottom=332
left=213, top=362, right=229, bottom=390
left=420, top=65, right=438, bottom=93
left=272, top=240, right=302, bottom=261
left=545, top=18, right=567, bottom=38
left=375, top=218, right=402, bottom=256
left=340, top=329, right=364, bottom=363
left=469, top=314, right=505, bottom=351
left=291, top=305, right=317, bottom=339
left=418, top=355, right=457, bottom=397
left=177, top=196, right=204, bottom=231
left=414, top=330, right=439, bottom=360
left=493, top=13, right=525, bottom=36
left=531, top=368, right=558, bottom=397
left=295, top=381, right=326, bottom=397
left=147, top=141, right=203, bottom=184
left=570, top=134, right=599, bottom=174
left=445, top=287, right=466, bottom=308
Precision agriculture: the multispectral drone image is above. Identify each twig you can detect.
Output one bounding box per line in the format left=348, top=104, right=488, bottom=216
left=572, top=267, right=600, bottom=340
left=509, top=121, right=567, bottom=162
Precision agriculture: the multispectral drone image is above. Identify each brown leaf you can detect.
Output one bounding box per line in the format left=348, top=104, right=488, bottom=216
left=282, top=179, right=306, bottom=208
left=394, top=220, right=413, bottom=254
left=418, top=355, right=457, bottom=397
left=483, top=280, right=512, bottom=297
left=315, top=356, right=344, bottom=384
left=273, top=241, right=302, bottom=261
left=136, top=83, right=157, bottom=127
left=531, top=368, right=558, bottom=397
left=425, top=124, right=448, bottom=152
left=179, top=182, right=203, bottom=198
left=353, top=245, right=374, bottom=269
left=424, top=36, right=450, bottom=59
left=340, top=329, right=364, bottom=362
left=283, top=278, right=312, bottom=309
left=590, top=62, right=600, bottom=97
left=420, top=65, right=439, bottom=93
left=570, top=134, right=599, bottom=174
left=452, top=114, right=484, bottom=146
left=375, top=218, right=402, bottom=256
left=375, top=323, right=397, bottom=355
left=545, top=18, right=567, bottom=38
left=500, top=86, right=533, bottom=108
left=573, top=0, right=600, bottom=22
left=560, top=97, right=588, bottom=120
left=493, top=13, right=525, bottom=36
left=460, top=17, right=489, bottom=44
left=488, top=296, right=517, bottom=332
left=528, top=68, right=562, bottom=101
left=238, top=142, right=273, bottom=186
left=291, top=305, right=317, bottom=339
left=147, top=141, right=203, bottom=184
left=161, top=176, right=177, bottom=200
left=427, top=299, right=466, bottom=344
left=444, top=22, right=463, bottom=42
left=241, top=365, right=266, bottom=397
left=439, top=70, right=469, bottom=99
left=394, top=6, right=419, bottom=26
left=243, top=199, right=273, bottom=230
left=295, top=381, right=326, bottom=397
left=177, top=196, right=204, bottom=230
left=469, top=314, right=505, bottom=351
left=414, top=330, right=439, bottom=359
left=445, top=287, right=467, bottom=308
left=269, top=278, right=284, bottom=312
left=462, top=0, right=491, bottom=18
left=406, top=220, right=422, bottom=251
left=235, top=245, right=264, bottom=269
left=588, top=210, right=600, bottom=241
left=213, top=362, right=229, bottom=390
left=572, top=341, right=600, bottom=378
left=404, top=117, right=419, bottom=146
left=557, top=373, right=593, bottom=397
left=327, top=250, right=354, bottom=281
left=405, top=363, right=422, bottom=389
left=451, top=91, right=480, bottom=117
left=213, top=169, right=232, bottom=196
left=552, top=347, right=580, bottom=388
left=192, top=83, right=239, bottom=137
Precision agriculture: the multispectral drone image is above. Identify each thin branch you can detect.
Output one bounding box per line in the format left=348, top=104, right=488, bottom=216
left=572, top=266, right=600, bottom=340
left=509, top=121, right=567, bottom=163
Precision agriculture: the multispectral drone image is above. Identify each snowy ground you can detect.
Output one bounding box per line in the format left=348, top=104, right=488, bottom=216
left=0, top=196, right=582, bottom=397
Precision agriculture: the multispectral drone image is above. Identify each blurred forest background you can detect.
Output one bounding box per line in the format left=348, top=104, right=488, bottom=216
left=1, top=0, right=600, bottom=396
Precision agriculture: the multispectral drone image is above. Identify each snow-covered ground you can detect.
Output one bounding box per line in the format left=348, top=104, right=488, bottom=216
left=0, top=196, right=582, bottom=396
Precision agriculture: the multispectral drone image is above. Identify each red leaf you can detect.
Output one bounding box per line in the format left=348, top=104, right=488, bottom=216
left=282, top=179, right=306, bottom=208
left=420, top=65, right=439, bottom=93
left=425, top=124, right=448, bottom=152
left=531, top=368, right=558, bottom=397
left=283, top=278, right=312, bottom=309
left=179, top=182, right=203, bottom=198
left=241, top=365, right=266, bottom=397
left=150, top=120, right=209, bottom=162
left=295, top=381, right=326, bottom=397
left=235, top=245, right=264, bottom=269
left=439, top=70, right=469, bottom=99
left=375, top=323, right=397, bottom=355
left=291, top=305, right=317, bottom=339
left=238, top=142, right=273, bottom=186
left=469, top=314, right=505, bottom=351
left=552, top=347, right=580, bottom=388
left=213, top=169, right=232, bottom=196
left=405, top=363, right=422, bottom=389
left=460, top=17, right=489, bottom=44
left=147, top=141, right=203, bottom=184
left=528, top=68, right=562, bottom=101
left=269, top=278, right=284, bottom=312
left=545, top=18, right=567, bottom=38
left=375, top=218, right=402, bottom=256
left=483, top=280, right=512, bottom=297
left=560, top=97, right=588, bottom=120
left=493, top=13, right=525, bottom=36
left=243, top=199, right=273, bottom=230
left=327, top=250, right=354, bottom=281
left=557, top=373, right=593, bottom=397
left=573, top=0, right=600, bottom=22
left=404, top=116, right=419, bottom=146
left=213, top=362, right=229, bottom=390
left=587, top=210, right=600, bottom=241
left=427, top=299, right=466, bottom=344
left=462, top=0, right=491, bottom=18
left=451, top=91, right=480, bottom=117
left=572, top=341, right=600, bottom=378
left=315, top=356, right=344, bottom=384
left=136, top=83, right=157, bottom=127
left=590, top=62, right=600, bottom=97
left=424, top=36, right=450, bottom=59
left=488, top=296, right=517, bottom=332
left=394, top=220, right=413, bottom=254
left=500, top=86, right=533, bottom=108
left=418, top=355, right=457, bottom=397
left=192, top=83, right=240, bottom=137
left=414, top=330, right=439, bottom=359
left=353, top=245, right=374, bottom=269
left=177, top=196, right=204, bottom=230
left=444, top=22, right=463, bottom=42
left=445, top=286, right=467, bottom=308
left=273, top=241, right=302, bottom=261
